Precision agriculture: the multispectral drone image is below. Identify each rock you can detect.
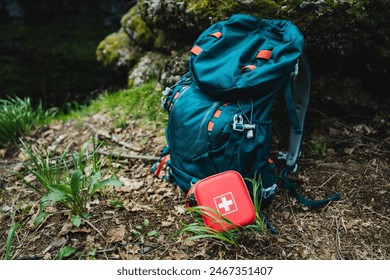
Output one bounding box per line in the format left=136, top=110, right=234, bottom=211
left=122, top=7, right=154, bottom=48
left=128, top=52, right=169, bottom=87
left=96, top=30, right=138, bottom=70
left=159, top=51, right=190, bottom=87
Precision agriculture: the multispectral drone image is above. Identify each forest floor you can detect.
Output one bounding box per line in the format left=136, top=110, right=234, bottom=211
left=0, top=92, right=389, bottom=260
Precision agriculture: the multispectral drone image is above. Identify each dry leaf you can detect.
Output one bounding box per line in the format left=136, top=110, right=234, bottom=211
left=50, top=236, right=67, bottom=249
left=58, top=221, right=73, bottom=236
left=175, top=205, right=186, bottom=215
left=70, top=227, right=91, bottom=234
left=161, top=221, right=173, bottom=227
left=107, top=224, right=126, bottom=243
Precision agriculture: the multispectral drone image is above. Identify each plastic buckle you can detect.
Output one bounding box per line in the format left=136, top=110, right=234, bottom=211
left=232, top=114, right=256, bottom=132
left=233, top=114, right=245, bottom=132
left=161, top=87, right=173, bottom=110
left=261, top=183, right=277, bottom=200
left=277, top=151, right=288, bottom=160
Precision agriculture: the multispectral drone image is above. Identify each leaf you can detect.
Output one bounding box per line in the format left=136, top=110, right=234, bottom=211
left=71, top=215, right=82, bottom=227
left=40, top=190, right=68, bottom=206
left=101, top=178, right=123, bottom=187
left=70, top=170, right=84, bottom=196
left=55, top=246, right=76, bottom=260
left=34, top=211, right=53, bottom=227
left=143, top=218, right=150, bottom=227
left=87, top=172, right=102, bottom=191
left=147, top=230, right=158, bottom=237
left=4, top=215, right=19, bottom=260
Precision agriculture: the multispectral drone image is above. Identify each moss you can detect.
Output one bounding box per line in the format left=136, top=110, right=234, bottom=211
left=184, top=0, right=281, bottom=23
left=120, top=5, right=139, bottom=28
left=96, top=30, right=136, bottom=69
left=185, top=0, right=240, bottom=22
left=153, top=30, right=166, bottom=49
left=127, top=14, right=153, bottom=47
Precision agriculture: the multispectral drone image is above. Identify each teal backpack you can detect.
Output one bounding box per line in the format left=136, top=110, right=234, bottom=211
left=153, top=14, right=340, bottom=221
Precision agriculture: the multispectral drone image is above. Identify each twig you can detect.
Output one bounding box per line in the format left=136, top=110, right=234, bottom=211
left=81, top=218, right=106, bottom=242
left=98, top=150, right=159, bottom=161
left=335, top=217, right=345, bottom=260
left=318, top=173, right=337, bottom=188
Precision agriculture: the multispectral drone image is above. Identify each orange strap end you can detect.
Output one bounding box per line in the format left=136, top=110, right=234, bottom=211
left=190, top=46, right=203, bottom=56
left=256, top=50, right=272, bottom=60
left=209, top=32, right=222, bottom=39
left=213, top=110, right=222, bottom=118
left=207, top=121, right=215, bottom=132
left=242, top=65, right=257, bottom=72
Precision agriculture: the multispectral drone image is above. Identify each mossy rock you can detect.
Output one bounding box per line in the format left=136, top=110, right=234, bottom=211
left=123, top=12, right=154, bottom=48
left=159, top=50, right=190, bottom=87
left=128, top=51, right=169, bottom=87
left=138, top=0, right=201, bottom=49
left=96, top=30, right=138, bottom=69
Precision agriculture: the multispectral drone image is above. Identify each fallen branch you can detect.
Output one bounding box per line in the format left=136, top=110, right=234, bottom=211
left=98, top=150, right=159, bottom=161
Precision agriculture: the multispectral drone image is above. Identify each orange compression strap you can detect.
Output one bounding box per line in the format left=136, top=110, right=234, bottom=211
left=213, top=110, right=222, bottom=118
left=190, top=46, right=203, bottom=56
left=153, top=155, right=170, bottom=177
left=242, top=65, right=257, bottom=71
left=208, top=121, right=215, bottom=132
left=209, top=32, right=222, bottom=39
left=256, top=50, right=272, bottom=60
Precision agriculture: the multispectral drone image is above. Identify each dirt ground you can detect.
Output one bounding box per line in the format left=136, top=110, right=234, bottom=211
left=0, top=94, right=389, bottom=260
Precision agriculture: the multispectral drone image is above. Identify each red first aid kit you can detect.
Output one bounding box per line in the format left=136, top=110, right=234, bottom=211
left=187, top=170, right=256, bottom=231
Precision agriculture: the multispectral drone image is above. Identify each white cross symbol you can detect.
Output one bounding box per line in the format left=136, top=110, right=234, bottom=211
left=218, top=196, right=234, bottom=212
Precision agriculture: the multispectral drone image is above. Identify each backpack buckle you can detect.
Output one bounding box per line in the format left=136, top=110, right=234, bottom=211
left=232, top=114, right=256, bottom=132
left=260, top=183, right=277, bottom=200
left=233, top=114, right=245, bottom=131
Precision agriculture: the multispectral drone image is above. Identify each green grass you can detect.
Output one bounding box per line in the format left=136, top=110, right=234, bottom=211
left=307, top=138, right=328, bottom=157
left=18, top=138, right=123, bottom=227
left=59, top=81, right=167, bottom=129
left=0, top=96, right=57, bottom=147
left=3, top=211, right=20, bottom=260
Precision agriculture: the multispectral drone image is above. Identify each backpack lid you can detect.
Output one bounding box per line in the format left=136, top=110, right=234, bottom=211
left=189, top=14, right=304, bottom=97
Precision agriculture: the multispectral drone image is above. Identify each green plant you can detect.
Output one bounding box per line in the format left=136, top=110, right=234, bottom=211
left=131, top=218, right=159, bottom=243
left=179, top=206, right=244, bottom=245
left=3, top=210, right=20, bottom=260
left=0, top=96, right=56, bottom=147
left=307, top=139, right=328, bottom=157
left=245, top=173, right=267, bottom=230
left=19, top=139, right=123, bottom=226
left=55, top=246, right=77, bottom=260
left=59, top=81, right=167, bottom=129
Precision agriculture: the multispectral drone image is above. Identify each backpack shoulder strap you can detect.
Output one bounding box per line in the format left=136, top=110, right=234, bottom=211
left=283, top=54, right=310, bottom=168
left=280, top=54, right=341, bottom=206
